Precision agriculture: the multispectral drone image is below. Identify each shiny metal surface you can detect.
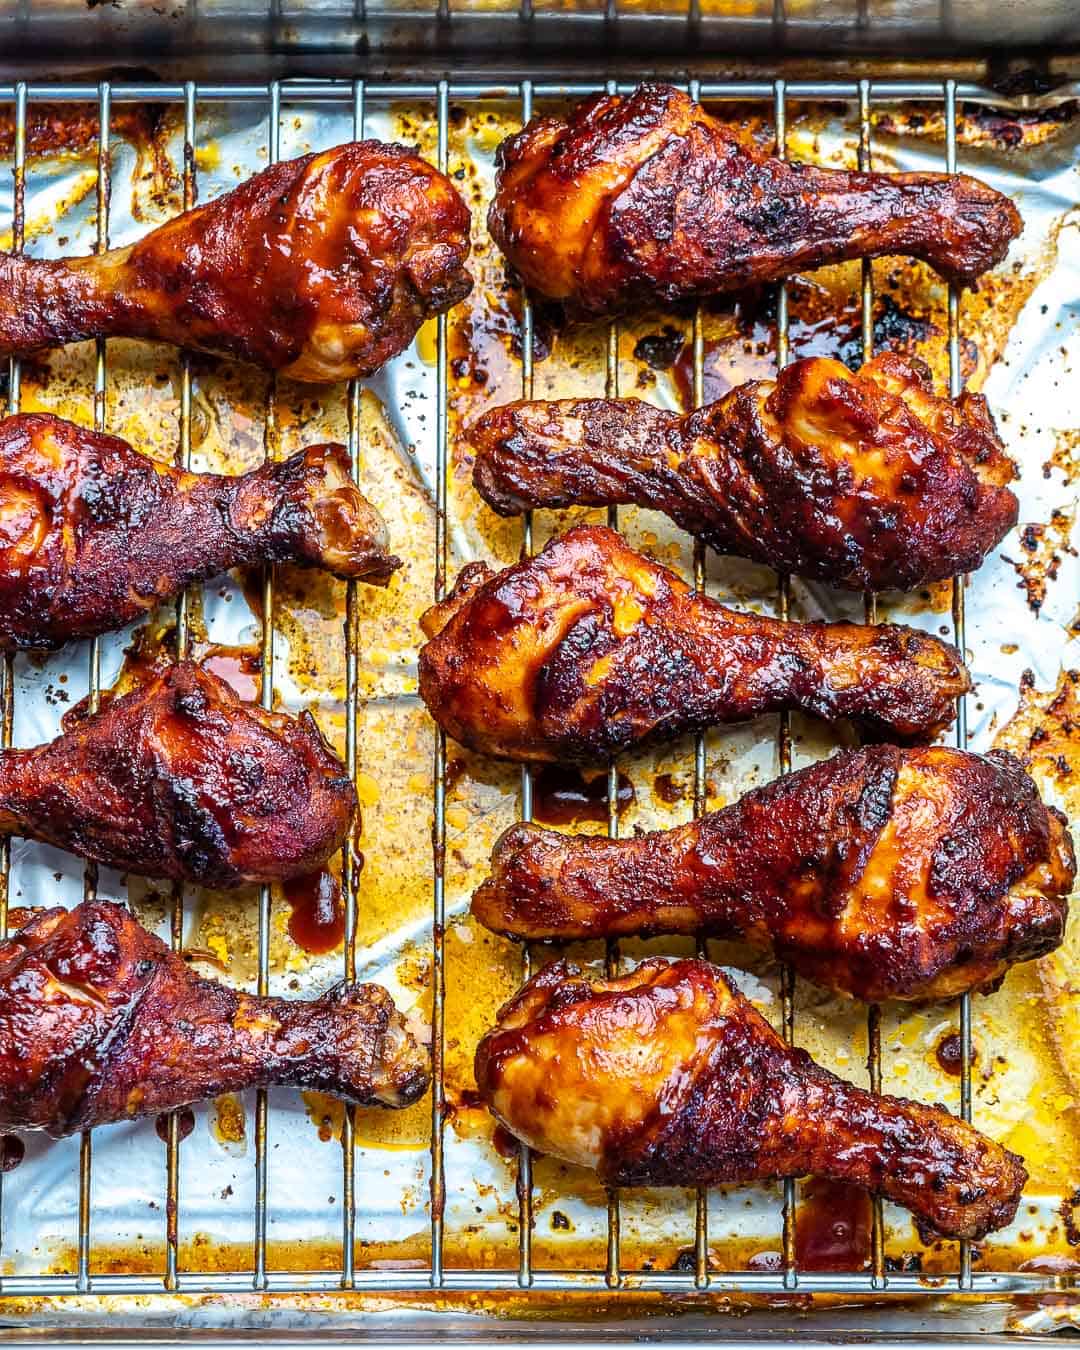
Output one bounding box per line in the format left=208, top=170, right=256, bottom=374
left=0, top=0, right=1077, bottom=80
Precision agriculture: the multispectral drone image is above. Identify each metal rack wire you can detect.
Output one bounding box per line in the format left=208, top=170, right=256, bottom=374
left=0, top=71, right=1016, bottom=1307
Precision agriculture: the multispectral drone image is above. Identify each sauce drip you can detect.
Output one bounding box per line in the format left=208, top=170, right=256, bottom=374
left=155, top=1107, right=195, bottom=1144
left=491, top=1123, right=521, bottom=1162
left=532, top=765, right=635, bottom=827
left=935, top=1031, right=975, bottom=1077
left=283, top=869, right=346, bottom=955
left=0, top=1134, right=24, bottom=1173
left=795, top=1178, right=872, bottom=1272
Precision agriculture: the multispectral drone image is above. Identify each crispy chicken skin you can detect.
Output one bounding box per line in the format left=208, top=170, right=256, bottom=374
left=474, top=745, right=1073, bottom=1003
left=475, top=958, right=1027, bottom=1241
left=488, top=83, right=1022, bottom=315
left=0, top=901, right=429, bottom=1136
left=0, top=142, right=472, bottom=382
left=419, top=526, right=969, bottom=760
left=0, top=412, right=400, bottom=650
left=469, top=353, right=1018, bottom=592
left=0, top=663, right=356, bottom=888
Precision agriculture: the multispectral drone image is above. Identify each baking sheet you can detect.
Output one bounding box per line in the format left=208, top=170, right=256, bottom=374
left=0, top=87, right=1076, bottom=1293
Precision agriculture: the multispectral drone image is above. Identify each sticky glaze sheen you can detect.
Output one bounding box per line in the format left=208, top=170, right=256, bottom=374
left=475, top=958, right=1028, bottom=1241
left=0, top=662, right=357, bottom=887
left=468, top=353, right=1018, bottom=592
left=419, top=525, right=970, bottom=761
left=0, top=902, right=429, bottom=1136
left=473, top=744, right=1074, bottom=1003
left=0, top=141, right=472, bottom=382
left=0, top=412, right=400, bottom=649
left=488, top=82, right=1022, bottom=316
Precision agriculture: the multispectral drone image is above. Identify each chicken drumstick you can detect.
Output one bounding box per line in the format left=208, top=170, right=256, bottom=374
left=489, top=82, right=1022, bottom=315
left=0, top=141, right=472, bottom=381
left=474, top=744, right=1073, bottom=1003
left=0, top=902, right=429, bottom=1136
left=469, top=353, right=1018, bottom=592
left=0, top=662, right=356, bottom=887
left=476, top=958, right=1027, bottom=1241
left=420, top=526, right=970, bottom=759
left=0, top=412, right=400, bottom=649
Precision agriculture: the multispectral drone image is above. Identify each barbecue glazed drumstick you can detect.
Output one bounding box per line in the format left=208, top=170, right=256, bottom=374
left=474, top=745, right=1074, bottom=1003
left=469, top=353, right=1018, bottom=592
left=0, top=412, right=400, bottom=650
left=475, top=958, right=1027, bottom=1241
left=0, top=902, right=429, bottom=1136
left=419, top=526, right=970, bottom=760
left=488, top=82, right=1022, bottom=315
left=0, top=663, right=355, bottom=888
left=0, top=142, right=472, bottom=382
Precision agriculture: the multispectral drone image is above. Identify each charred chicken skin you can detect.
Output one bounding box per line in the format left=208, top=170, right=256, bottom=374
left=0, top=901, right=428, bottom=1136
left=0, top=412, right=400, bottom=650
left=419, top=526, right=970, bottom=760
left=474, top=745, right=1073, bottom=1003
left=488, top=82, right=1022, bottom=315
left=0, top=662, right=355, bottom=888
left=0, top=141, right=472, bottom=382
left=469, top=353, right=1018, bottom=592
left=476, top=958, right=1027, bottom=1241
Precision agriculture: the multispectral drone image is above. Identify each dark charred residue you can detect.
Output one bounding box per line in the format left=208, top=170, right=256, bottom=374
left=1060, top=1186, right=1080, bottom=1247
left=1002, top=509, right=1076, bottom=613
left=0, top=1134, right=24, bottom=1172
left=634, top=326, right=686, bottom=371
left=875, top=98, right=1078, bottom=150
left=885, top=1251, right=924, bottom=1273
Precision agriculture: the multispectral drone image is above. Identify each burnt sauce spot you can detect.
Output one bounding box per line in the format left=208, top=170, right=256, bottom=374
left=671, top=283, right=936, bottom=408
left=634, top=326, right=686, bottom=370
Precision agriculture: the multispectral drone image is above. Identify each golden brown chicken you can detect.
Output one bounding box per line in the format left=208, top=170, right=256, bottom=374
left=420, top=526, right=970, bottom=760
left=0, top=412, right=399, bottom=650
left=0, top=142, right=471, bottom=382
left=476, top=958, right=1027, bottom=1241
left=0, top=901, right=428, bottom=1136
left=489, top=83, right=1022, bottom=315
left=474, top=744, right=1073, bottom=1003
left=0, top=662, right=355, bottom=887
left=469, top=353, right=1018, bottom=592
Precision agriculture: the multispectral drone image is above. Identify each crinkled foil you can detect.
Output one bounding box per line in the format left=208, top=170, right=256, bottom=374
left=0, top=90, right=1076, bottom=1306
